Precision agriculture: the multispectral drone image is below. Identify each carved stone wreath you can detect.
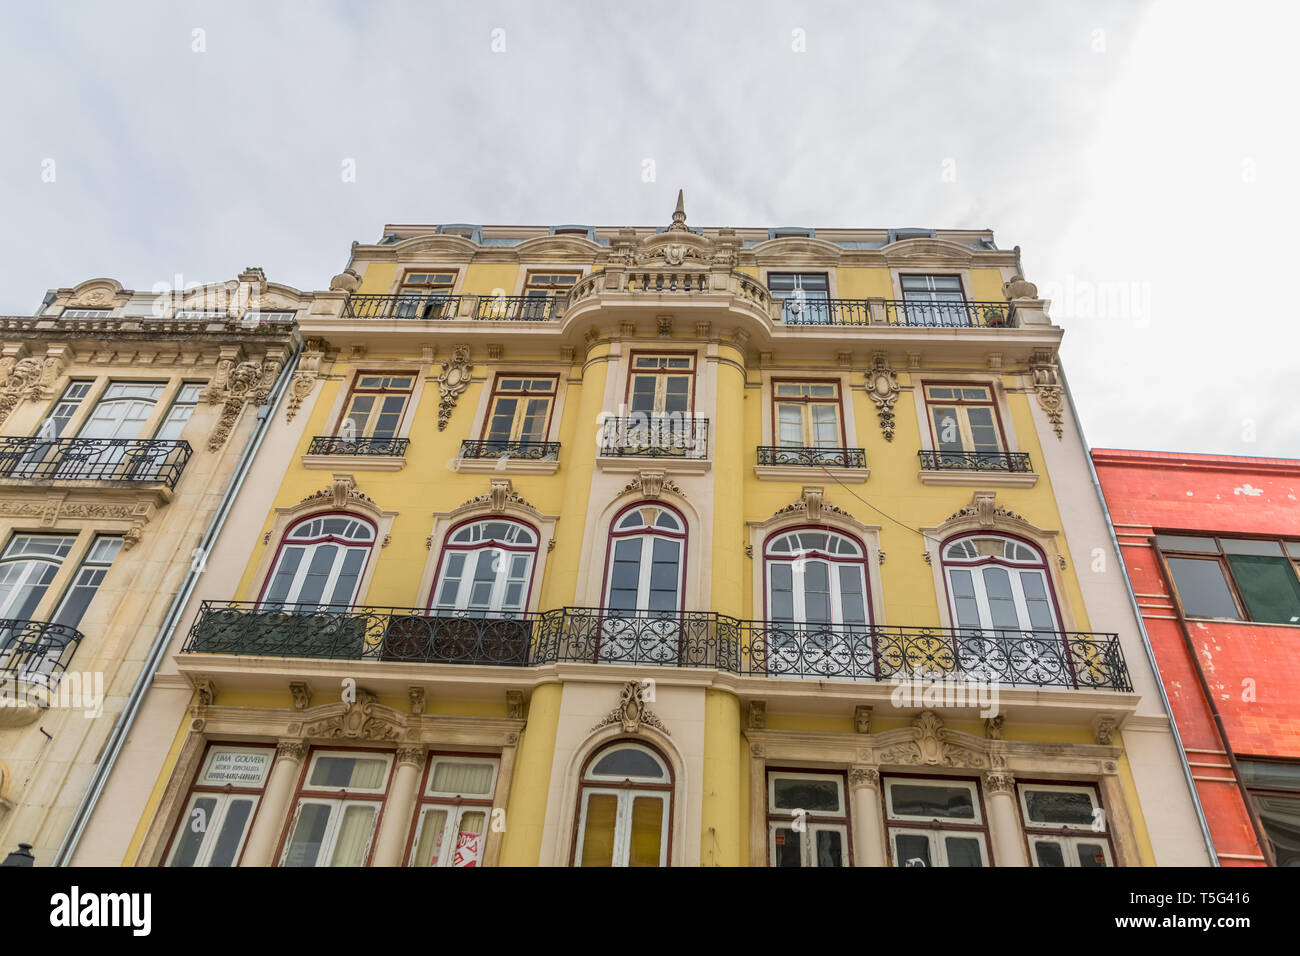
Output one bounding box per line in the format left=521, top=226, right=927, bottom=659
left=590, top=680, right=670, bottom=736
left=865, top=353, right=900, bottom=441
left=437, top=346, right=472, bottom=431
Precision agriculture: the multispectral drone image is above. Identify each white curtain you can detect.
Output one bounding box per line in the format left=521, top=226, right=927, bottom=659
left=430, top=761, right=494, bottom=795
left=329, top=803, right=376, bottom=866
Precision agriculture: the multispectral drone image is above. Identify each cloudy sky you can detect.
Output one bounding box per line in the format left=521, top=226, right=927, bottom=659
left=2, top=0, right=1296, bottom=457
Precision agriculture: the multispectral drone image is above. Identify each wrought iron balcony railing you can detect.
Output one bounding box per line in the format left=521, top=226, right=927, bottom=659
left=308, top=436, right=410, bottom=457
left=883, top=300, right=1014, bottom=328
left=182, top=602, right=1132, bottom=691
left=474, top=296, right=562, bottom=321
left=757, top=445, right=866, bottom=468
left=343, top=293, right=462, bottom=320
left=918, top=450, right=1033, bottom=473
left=460, top=439, right=560, bottom=461
left=0, top=619, right=86, bottom=691
left=599, top=415, right=709, bottom=460
left=0, top=437, right=192, bottom=490
left=777, top=297, right=871, bottom=325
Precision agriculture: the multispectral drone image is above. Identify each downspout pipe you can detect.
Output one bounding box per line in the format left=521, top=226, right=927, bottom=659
left=1148, top=538, right=1275, bottom=865
left=1057, top=358, right=1219, bottom=866
left=53, top=338, right=303, bottom=867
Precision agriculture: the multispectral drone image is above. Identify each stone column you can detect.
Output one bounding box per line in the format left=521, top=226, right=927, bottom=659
left=369, top=747, right=426, bottom=867
left=849, top=767, right=887, bottom=867
left=240, top=739, right=306, bottom=867
left=983, top=771, right=1028, bottom=867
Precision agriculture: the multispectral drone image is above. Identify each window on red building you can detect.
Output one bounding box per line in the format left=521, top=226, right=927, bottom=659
left=1156, top=535, right=1300, bottom=625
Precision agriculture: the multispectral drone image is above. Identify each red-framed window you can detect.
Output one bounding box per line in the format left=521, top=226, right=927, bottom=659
left=261, top=513, right=376, bottom=608
left=602, top=501, right=687, bottom=613
left=429, top=518, right=540, bottom=615
left=405, top=752, right=501, bottom=867
left=278, top=747, right=394, bottom=867
left=163, top=742, right=276, bottom=867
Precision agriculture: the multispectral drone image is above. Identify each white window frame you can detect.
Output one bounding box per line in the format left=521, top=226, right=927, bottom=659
left=0, top=535, right=75, bottom=618
left=884, top=777, right=983, bottom=824
left=889, top=826, right=990, bottom=867
left=943, top=537, right=1060, bottom=634
left=263, top=517, right=375, bottom=607
left=279, top=797, right=381, bottom=867
left=767, top=770, right=850, bottom=868
left=574, top=787, right=670, bottom=868
left=605, top=506, right=685, bottom=613
left=765, top=531, right=868, bottom=627
left=1027, top=833, right=1113, bottom=867
left=408, top=804, right=492, bottom=868
left=432, top=521, right=537, bottom=615
left=166, top=790, right=261, bottom=867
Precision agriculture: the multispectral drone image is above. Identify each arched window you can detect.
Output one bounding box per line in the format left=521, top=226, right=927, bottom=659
left=262, top=515, right=375, bottom=608
left=573, top=741, right=673, bottom=867
left=430, top=519, right=538, bottom=616
left=604, top=503, right=686, bottom=613
left=941, top=534, right=1060, bottom=633
left=760, top=528, right=873, bottom=679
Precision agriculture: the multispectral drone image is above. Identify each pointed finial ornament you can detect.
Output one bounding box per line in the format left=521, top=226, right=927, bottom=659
left=668, top=189, right=688, bottom=232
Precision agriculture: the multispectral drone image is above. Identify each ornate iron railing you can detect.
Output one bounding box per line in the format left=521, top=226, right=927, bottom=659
left=757, top=445, right=866, bottom=468
left=460, top=439, right=560, bottom=461
left=778, top=297, right=872, bottom=325
left=599, top=415, right=709, bottom=459
left=474, top=296, right=562, bottom=321
left=0, top=619, right=86, bottom=691
left=883, top=300, right=1013, bottom=327
left=343, top=293, right=462, bottom=320
left=918, top=450, right=1033, bottom=473
left=308, top=436, right=410, bottom=457
left=182, top=603, right=1131, bottom=691
left=0, top=437, right=192, bottom=490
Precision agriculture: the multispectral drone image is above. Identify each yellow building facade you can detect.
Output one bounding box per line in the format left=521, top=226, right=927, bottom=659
left=67, top=201, right=1212, bottom=867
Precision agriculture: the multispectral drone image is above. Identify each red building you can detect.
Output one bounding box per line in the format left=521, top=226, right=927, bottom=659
left=1093, top=449, right=1300, bottom=866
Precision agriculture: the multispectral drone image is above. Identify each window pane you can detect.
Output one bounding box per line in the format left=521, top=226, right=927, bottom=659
left=1155, top=534, right=1219, bottom=553
left=772, top=776, right=841, bottom=813
left=412, top=809, right=448, bottom=866
left=770, top=563, right=794, bottom=621
left=591, top=748, right=664, bottom=779
left=838, top=566, right=867, bottom=625
left=170, top=796, right=219, bottom=867
left=895, top=833, right=931, bottom=867
left=454, top=811, right=487, bottom=867
left=284, top=803, right=332, bottom=867
left=1019, top=571, right=1056, bottom=631
left=949, top=569, right=982, bottom=630
left=815, top=829, right=844, bottom=867
left=772, top=827, right=802, bottom=867
left=310, top=755, right=387, bottom=790
left=580, top=794, right=618, bottom=866
left=208, top=798, right=254, bottom=867
left=982, top=567, right=1020, bottom=629
left=890, top=783, right=975, bottom=820
left=1221, top=539, right=1284, bottom=556
left=429, top=761, right=494, bottom=795
left=1224, top=554, right=1300, bottom=624
left=329, top=804, right=376, bottom=865
left=1166, top=557, right=1240, bottom=618
left=944, top=836, right=983, bottom=867
left=628, top=796, right=664, bottom=867
left=1033, top=840, right=1066, bottom=867
left=1024, top=789, right=1096, bottom=826
left=1075, top=842, right=1108, bottom=867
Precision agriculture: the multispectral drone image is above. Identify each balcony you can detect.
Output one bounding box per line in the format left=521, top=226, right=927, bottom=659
left=916, top=449, right=1037, bottom=487
left=181, top=603, right=1132, bottom=692
left=757, top=445, right=866, bottom=468
left=473, top=296, right=562, bottom=322
left=0, top=619, right=85, bottom=692
left=598, top=415, right=709, bottom=461
left=343, top=294, right=462, bottom=320
left=883, top=300, right=1013, bottom=328
left=0, top=437, right=192, bottom=491
left=460, top=439, right=560, bottom=461
left=918, top=450, right=1032, bottom=473
left=778, top=298, right=871, bottom=325
left=307, top=436, right=410, bottom=457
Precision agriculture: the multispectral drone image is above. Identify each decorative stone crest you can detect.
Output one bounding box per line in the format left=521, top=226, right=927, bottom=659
left=303, top=691, right=403, bottom=741
left=877, top=710, right=987, bottom=769
left=590, top=679, right=670, bottom=736
left=437, top=346, right=472, bottom=430
left=946, top=490, right=1023, bottom=528
left=205, top=356, right=282, bottom=451
left=770, top=486, right=851, bottom=524
left=1029, top=349, right=1065, bottom=440
left=298, top=473, right=375, bottom=509
left=617, top=471, right=683, bottom=500
left=865, top=353, right=900, bottom=441
left=0, top=356, right=49, bottom=426
left=457, top=477, right=540, bottom=516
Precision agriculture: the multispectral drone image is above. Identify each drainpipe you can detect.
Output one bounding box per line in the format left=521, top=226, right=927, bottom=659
left=52, top=338, right=303, bottom=866
left=1056, top=359, right=1219, bottom=865
left=1148, top=539, right=1275, bottom=866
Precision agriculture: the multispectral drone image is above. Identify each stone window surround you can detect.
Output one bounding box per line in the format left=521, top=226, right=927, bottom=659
left=744, top=717, right=1137, bottom=867
left=911, top=373, right=1038, bottom=489
left=303, top=361, right=430, bottom=471
left=417, top=495, right=559, bottom=616
left=746, top=509, right=885, bottom=627
left=753, top=368, right=868, bottom=483
left=134, top=697, right=525, bottom=868
left=246, top=484, right=398, bottom=606
left=921, top=505, right=1079, bottom=634
left=455, top=363, right=573, bottom=476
